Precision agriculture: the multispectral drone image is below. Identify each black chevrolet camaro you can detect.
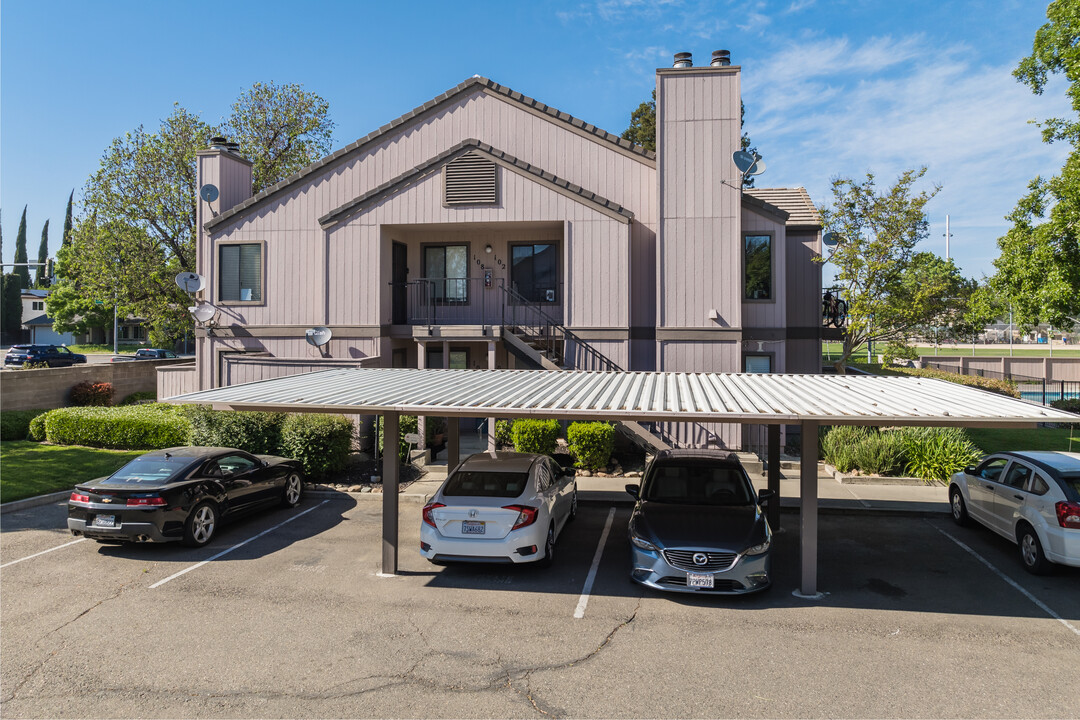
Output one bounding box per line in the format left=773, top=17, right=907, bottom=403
left=67, top=447, right=304, bottom=547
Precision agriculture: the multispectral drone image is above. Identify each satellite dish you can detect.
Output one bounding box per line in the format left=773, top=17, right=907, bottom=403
left=200, top=184, right=219, bottom=203
left=190, top=303, right=217, bottom=323
left=732, top=150, right=756, bottom=175
left=175, top=272, right=205, bottom=293
left=822, top=232, right=839, bottom=247
left=305, top=326, right=333, bottom=347
left=746, top=157, right=766, bottom=176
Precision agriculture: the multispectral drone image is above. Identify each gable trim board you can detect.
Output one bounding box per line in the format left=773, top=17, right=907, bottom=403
left=206, top=77, right=655, bottom=233
left=318, top=139, right=635, bottom=228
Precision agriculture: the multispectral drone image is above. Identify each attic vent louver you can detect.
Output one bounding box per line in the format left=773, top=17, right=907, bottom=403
left=444, top=151, right=497, bottom=205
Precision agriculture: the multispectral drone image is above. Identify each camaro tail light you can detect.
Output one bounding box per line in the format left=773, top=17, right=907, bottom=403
left=70, top=492, right=89, bottom=503
left=1056, top=501, right=1080, bottom=529
left=422, top=502, right=445, bottom=528
left=126, top=496, right=167, bottom=507
left=503, top=505, right=538, bottom=530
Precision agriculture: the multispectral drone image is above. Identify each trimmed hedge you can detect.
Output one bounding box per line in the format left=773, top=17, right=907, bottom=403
left=511, top=419, right=560, bottom=455
left=889, top=366, right=1020, bottom=398
left=43, top=404, right=192, bottom=450
left=0, top=409, right=49, bottom=441
left=183, top=405, right=285, bottom=455
left=118, top=390, right=157, bottom=406
left=70, top=380, right=115, bottom=407
left=566, top=422, right=615, bottom=470
left=495, top=419, right=514, bottom=447
left=29, top=412, right=49, bottom=441
left=280, top=413, right=354, bottom=479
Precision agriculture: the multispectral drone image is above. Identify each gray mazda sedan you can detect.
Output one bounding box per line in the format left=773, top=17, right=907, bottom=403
left=626, top=449, right=773, bottom=594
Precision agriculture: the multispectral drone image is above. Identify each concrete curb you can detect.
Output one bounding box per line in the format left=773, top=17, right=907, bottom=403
left=1, top=490, right=72, bottom=515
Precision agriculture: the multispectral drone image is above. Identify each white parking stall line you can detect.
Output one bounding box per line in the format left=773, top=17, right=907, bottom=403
left=150, top=500, right=329, bottom=589
left=932, top=523, right=1080, bottom=637
left=574, top=506, right=616, bottom=619
left=0, top=538, right=87, bottom=569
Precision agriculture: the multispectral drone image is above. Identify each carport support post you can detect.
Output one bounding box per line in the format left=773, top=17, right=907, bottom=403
left=767, top=424, right=780, bottom=531
left=381, top=412, right=400, bottom=576
left=447, top=416, right=460, bottom=470
left=798, top=420, right=820, bottom=598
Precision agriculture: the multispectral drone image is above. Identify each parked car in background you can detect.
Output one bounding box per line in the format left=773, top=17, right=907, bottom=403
left=949, top=451, right=1080, bottom=574
left=421, top=452, right=577, bottom=565
left=67, top=447, right=305, bottom=547
left=4, top=344, right=87, bottom=368
left=625, top=449, right=774, bottom=594
left=109, top=348, right=179, bottom=362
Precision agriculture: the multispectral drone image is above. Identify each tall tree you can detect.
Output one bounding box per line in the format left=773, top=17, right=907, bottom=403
left=1, top=274, right=21, bottom=336
left=61, top=190, right=74, bottom=249
left=34, top=220, right=50, bottom=288
left=621, top=93, right=758, bottom=185
left=13, top=206, right=30, bottom=289
left=988, top=1, right=1080, bottom=329
left=818, top=168, right=974, bottom=372
left=72, top=82, right=335, bottom=344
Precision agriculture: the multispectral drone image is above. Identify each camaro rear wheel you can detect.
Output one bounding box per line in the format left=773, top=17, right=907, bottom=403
left=949, top=487, right=969, bottom=526
left=1017, top=525, right=1051, bottom=575
left=281, top=473, right=303, bottom=508
left=183, top=502, right=218, bottom=548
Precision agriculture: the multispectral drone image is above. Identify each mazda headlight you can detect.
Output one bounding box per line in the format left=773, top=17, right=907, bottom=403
left=629, top=527, right=658, bottom=552
left=744, top=538, right=771, bottom=556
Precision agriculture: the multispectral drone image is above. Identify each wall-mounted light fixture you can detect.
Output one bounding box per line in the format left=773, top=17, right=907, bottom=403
left=484, top=244, right=493, bottom=254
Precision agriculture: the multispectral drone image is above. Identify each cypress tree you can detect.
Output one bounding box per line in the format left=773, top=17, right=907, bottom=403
left=35, top=220, right=50, bottom=287
left=13, top=206, right=31, bottom=289
left=62, top=190, right=73, bottom=248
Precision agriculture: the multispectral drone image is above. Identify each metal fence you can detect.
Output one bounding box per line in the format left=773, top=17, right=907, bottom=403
left=923, top=361, right=1080, bottom=405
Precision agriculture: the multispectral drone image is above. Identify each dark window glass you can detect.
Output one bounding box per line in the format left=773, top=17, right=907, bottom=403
left=743, top=355, right=771, bottom=373
left=1002, top=463, right=1032, bottom=490
left=1030, top=475, right=1050, bottom=496
left=219, top=244, right=262, bottom=302
left=511, top=243, right=557, bottom=303
left=104, top=457, right=192, bottom=485
left=1060, top=473, right=1080, bottom=498
left=744, top=234, right=771, bottom=300
left=424, top=245, right=468, bottom=303
left=642, top=462, right=754, bottom=506
left=217, top=454, right=258, bottom=477
left=977, top=458, right=1009, bottom=481
left=443, top=471, right=530, bottom=498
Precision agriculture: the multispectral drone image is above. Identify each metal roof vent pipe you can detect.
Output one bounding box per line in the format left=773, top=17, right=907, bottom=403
left=673, top=52, right=693, bottom=68
left=209, top=136, right=229, bottom=151
left=711, top=50, right=731, bottom=67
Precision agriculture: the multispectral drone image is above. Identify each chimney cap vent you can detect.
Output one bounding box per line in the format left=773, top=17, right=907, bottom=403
left=673, top=52, right=693, bottom=68
left=711, top=50, right=731, bottom=66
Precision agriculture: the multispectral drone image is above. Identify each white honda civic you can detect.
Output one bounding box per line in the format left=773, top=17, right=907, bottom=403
left=421, top=452, right=578, bottom=565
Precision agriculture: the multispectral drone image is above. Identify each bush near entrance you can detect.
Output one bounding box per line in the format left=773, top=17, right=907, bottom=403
left=69, top=380, right=115, bottom=407
left=43, top=404, right=191, bottom=450
left=280, top=414, right=354, bottom=479
left=511, top=419, right=560, bottom=455
left=1, top=409, right=49, bottom=441
left=820, top=425, right=982, bottom=483
left=566, top=422, right=615, bottom=470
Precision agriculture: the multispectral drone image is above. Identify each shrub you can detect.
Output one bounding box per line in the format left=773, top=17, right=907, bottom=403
left=280, top=413, right=354, bottom=480
left=118, top=390, right=157, bottom=406
left=28, top=411, right=50, bottom=441
left=566, top=422, right=615, bottom=470
left=1, top=409, right=50, bottom=441
left=1050, top=398, right=1080, bottom=429
left=886, top=366, right=1020, bottom=398
left=44, top=404, right=191, bottom=450
left=896, top=426, right=982, bottom=482
left=377, top=415, right=418, bottom=464
left=881, top=341, right=917, bottom=365
left=820, top=425, right=873, bottom=472
left=850, top=431, right=907, bottom=476
left=511, top=419, right=560, bottom=455
left=183, top=405, right=285, bottom=454
left=69, top=380, right=115, bottom=407
left=495, top=419, right=514, bottom=447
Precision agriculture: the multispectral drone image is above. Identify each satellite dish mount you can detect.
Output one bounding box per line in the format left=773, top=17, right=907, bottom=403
left=732, top=150, right=766, bottom=183
left=306, top=326, right=333, bottom=357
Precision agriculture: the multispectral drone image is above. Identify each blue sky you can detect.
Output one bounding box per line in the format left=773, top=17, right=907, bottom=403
left=1, top=0, right=1070, bottom=285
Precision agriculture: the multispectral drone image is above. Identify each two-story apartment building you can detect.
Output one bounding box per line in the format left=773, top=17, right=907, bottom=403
left=164, top=51, right=822, bottom=449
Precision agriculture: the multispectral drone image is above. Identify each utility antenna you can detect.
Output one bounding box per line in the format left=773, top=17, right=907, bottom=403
left=943, top=214, right=952, bottom=260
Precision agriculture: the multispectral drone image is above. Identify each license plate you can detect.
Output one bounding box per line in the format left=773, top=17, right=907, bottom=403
left=93, top=515, right=116, bottom=528
left=687, top=572, right=714, bottom=588
left=461, top=520, right=486, bottom=535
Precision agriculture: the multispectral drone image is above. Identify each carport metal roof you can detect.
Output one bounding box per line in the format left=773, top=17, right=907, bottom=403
left=166, top=368, right=1080, bottom=599
left=165, top=367, right=1075, bottom=425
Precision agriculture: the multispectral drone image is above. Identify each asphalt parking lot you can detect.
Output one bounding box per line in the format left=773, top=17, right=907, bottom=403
left=1, top=495, right=1077, bottom=719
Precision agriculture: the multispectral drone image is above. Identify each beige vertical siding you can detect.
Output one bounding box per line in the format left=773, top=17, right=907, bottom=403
left=157, top=364, right=197, bottom=400
left=657, top=68, right=742, bottom=332
left=785, top=232, right=822, bottom=329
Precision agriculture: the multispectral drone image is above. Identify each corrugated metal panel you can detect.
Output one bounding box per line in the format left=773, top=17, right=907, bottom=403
left=165, top=367, right=1079, bottom=426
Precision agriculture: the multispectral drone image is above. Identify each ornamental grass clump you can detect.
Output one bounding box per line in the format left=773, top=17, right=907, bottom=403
left=897, top=426, right=982, bottom=483
left=849, top=430, right=907, bottom=477
left=820, top=425, right=873, bottom=473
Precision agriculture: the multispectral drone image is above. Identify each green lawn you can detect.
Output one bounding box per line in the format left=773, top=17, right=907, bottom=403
left=965, top=427, right=1079, bottom=454
left=66, top=344, right=142, bottom=354
left=0, top=442, right=143, bottom=503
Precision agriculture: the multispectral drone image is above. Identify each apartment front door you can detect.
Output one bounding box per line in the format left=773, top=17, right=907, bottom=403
left=392, top=241, right=408, bottom=325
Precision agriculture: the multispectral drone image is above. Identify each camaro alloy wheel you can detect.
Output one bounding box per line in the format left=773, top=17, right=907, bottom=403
left=282, top=473, right=303, bottom=507
left=184, top=503, right=218, bottom=548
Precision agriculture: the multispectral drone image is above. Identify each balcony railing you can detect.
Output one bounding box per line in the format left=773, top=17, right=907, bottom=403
left=396, top=278, right=564, bottom=327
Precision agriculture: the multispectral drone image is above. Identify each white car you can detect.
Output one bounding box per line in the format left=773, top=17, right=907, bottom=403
left=949, top=451, right=1080, bottom=573
left=421, top=452, right=577, bottom=565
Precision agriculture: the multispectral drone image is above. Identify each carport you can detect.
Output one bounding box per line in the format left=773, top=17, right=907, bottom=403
left=167, top=367, right=1078, bottom=597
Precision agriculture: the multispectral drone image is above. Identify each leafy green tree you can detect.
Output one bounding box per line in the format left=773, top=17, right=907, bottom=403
left=34, top=220, right=49, bottom=288
left=621, top=93, right=758, bottom=185
left=46, top=217, right=128, bottom=339
left=13, top=206, right=30, bottom=289
left=72, top=82, right=334, bottom=343
left=988, top=1, right=1080, bottom=329
left=818, top=168, right=974, bottom=372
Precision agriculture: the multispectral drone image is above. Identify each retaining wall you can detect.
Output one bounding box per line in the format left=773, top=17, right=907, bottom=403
left=919, top=356, right=1080, bottom=382
left=1, top=358, right=190, bottom=411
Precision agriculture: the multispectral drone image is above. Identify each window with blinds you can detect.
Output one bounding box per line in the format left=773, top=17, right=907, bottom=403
left=219, top=243, right=262, bottom=302
left=444, top=151, right=497, bottom=205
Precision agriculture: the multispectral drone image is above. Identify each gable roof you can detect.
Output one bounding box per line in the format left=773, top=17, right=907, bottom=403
left=744, top=187, right=821, bottom=228
left=207, top=76, right=654, bottom=232
left=319, top=139, right=634, bottom=228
